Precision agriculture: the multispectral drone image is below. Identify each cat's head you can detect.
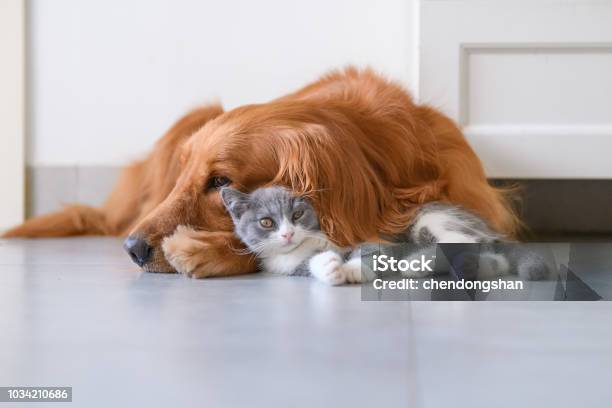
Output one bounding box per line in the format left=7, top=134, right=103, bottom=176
left=221, top=186, right=320, bottom=256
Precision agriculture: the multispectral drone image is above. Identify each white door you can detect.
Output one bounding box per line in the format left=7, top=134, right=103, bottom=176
left=0, top=0, right=25, bottom=230
left=418, top=0, right=612, bottom=178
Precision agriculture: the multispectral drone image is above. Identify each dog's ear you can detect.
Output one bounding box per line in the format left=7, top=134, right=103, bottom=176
left=220, top=188, right=250, bottom=222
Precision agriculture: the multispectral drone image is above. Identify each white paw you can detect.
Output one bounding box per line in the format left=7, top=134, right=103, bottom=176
left=343, top=258, right=363, bottom=283
left=309, top=251, right=346, bottom=286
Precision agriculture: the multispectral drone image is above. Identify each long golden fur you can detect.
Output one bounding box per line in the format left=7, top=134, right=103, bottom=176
left=3, top=68, right=518, bottom=277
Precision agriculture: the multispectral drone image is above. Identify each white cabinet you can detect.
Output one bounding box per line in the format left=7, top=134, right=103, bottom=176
left=418, top=0, right=612, bottom=178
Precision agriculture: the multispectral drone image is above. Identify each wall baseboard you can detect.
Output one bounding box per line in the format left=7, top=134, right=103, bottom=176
left=26, top=166, right=612, bottom=236
left=27, top=166, right=121, bottom=218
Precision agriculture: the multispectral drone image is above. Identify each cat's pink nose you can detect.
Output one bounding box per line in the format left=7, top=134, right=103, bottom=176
left=281, top=231, right=294, bottom=242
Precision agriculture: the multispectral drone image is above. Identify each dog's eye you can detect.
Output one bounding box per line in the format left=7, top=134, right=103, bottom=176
left=259, top=218, right=274, bottom=228
left=207, top=176, right=231, bottom=190
left=292, top=210, right=304, bottom=221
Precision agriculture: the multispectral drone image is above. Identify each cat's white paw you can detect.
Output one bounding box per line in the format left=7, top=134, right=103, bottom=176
left=343, top=258, right=363, bottom=283
left=309, top=251, right=346, bottom=285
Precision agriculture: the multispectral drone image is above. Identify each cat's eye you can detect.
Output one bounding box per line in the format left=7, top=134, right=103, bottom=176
left=259, top=218, right=274, bottom=228
left=207, top=176, right=231, bottom=190
left=292, top=210, right=304, bottom=221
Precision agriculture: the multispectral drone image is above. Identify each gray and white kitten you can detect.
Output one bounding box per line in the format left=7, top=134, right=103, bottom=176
left=222, top=187, right=549, bottom=285
left=221, top=186, right=357, bottom=285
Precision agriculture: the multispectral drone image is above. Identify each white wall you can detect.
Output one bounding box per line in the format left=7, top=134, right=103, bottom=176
left=29, top=0, right=415, bottom=167
left=0, top=0, right=25, bottom=228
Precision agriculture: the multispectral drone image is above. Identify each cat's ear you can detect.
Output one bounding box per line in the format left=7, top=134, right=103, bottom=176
left=221, top=188, right=250, bottom=221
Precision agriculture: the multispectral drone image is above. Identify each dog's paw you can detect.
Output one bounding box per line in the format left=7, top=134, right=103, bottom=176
left=162, top=228, right=256, bottom=278
left=309, top=251, right=346, bottom=285
left=162, top=225, right=205, bottom=277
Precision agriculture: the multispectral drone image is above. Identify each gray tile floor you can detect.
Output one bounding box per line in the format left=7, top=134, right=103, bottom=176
left=1, top=238, right=611, bottom=408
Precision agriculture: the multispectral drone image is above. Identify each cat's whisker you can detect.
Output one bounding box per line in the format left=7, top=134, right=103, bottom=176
left=229, top=240, right=268, bottom=256
left=241, top=243, right=266, bottom=254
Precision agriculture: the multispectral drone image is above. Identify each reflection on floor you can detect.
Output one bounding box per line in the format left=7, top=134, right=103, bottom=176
left=0, top=238, right=611, bottom=408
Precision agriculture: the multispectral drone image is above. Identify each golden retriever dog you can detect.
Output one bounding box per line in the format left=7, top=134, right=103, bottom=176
left=3, top=67, right=517, bottom=277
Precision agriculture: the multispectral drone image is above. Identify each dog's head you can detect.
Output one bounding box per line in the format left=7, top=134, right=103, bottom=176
left=122, top=101, right=396, bottom=273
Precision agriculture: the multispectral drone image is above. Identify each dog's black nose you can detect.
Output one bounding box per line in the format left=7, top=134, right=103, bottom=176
left=123, top=235, right=152, bottom=267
